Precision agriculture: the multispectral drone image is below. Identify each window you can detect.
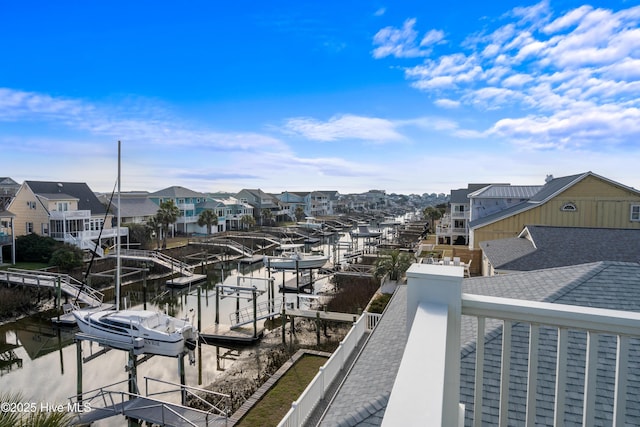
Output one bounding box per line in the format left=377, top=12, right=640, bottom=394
left=631, top=205, right=640, bottom=221
left=56, top=202, right=69, bottom=211
left=26, top=222, right=33, bottom=233
left=27, top=201, right=36, bottom=209
left=561, top=202, right=577, bottom=212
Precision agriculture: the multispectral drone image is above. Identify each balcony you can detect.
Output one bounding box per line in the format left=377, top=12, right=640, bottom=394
left=49, top=209, right=91, bottom=220
left=384, top=264, right=640, bottom=426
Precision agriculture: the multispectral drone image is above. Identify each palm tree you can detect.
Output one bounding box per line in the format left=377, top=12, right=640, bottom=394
left=294, top=206, right=306, bottom=221
left=156, top=200, right=180, bottom=248
left=197, top=209, right=218, bottom=236
left=240, top=214, right=256, bottom=231
left=373, top=250, right=414, bottom=282
left=422, top=205, right=445, bottom=233
left=146, top=216, right=162, bottom=249
left=261, top=208, right=274, bottom=226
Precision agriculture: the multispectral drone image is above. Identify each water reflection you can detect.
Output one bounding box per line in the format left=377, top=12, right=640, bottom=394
left=0, top=218, right=409, bottom=425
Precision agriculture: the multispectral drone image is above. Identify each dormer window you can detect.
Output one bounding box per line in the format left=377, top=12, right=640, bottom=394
left=561, top=202, right=577, bottom=212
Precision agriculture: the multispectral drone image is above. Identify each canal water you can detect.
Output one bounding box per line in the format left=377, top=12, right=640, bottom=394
left=0, top=221, right=405, bottom=425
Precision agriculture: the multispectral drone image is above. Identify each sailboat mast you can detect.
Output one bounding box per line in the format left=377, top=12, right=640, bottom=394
left=116, top=140, right=121, bottom=311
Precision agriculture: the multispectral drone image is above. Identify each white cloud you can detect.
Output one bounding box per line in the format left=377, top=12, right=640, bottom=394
left=374, top=7, right=386, bottom=17
left=372, top=18, right=444, bottom=59
left=283, top=114, right=405, bottom=142
left=377, top=2, right=640, bottom=151
left=434, top=98, right=460, bottom=109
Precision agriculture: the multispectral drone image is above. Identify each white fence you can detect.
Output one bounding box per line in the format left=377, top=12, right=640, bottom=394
left=277, top=312, right=381, bottom=427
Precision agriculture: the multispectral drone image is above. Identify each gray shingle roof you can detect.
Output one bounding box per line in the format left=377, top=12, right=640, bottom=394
left=26, top=181, right=106, bottom=215
left=148, top=186, right=206, bottom=198
left=319, top=262, right=640, bottom=426
left=481, top=226, right=640, bottom=271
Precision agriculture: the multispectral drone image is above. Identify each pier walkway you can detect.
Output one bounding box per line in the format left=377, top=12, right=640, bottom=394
left=0, top=268, right=103, bottom=307
left=69, top=378, right=229, bottom=427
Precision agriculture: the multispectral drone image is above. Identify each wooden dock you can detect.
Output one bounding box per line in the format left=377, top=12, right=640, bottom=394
left=285, top=309, right=359, bottom=323
left=166, top=273, right=206, bottom=288
left=199, top=324, right=264, bottom=346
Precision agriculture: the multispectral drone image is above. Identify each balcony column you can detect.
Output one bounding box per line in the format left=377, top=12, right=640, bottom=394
left=384, top=264, right=464, bottom=427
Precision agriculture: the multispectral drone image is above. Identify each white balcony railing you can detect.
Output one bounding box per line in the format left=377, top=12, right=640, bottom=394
left=49, top=210, right=91, bottom=220
left=278, top=312, right=381, bottom=427
left=384, top=264, right=640, bottom=426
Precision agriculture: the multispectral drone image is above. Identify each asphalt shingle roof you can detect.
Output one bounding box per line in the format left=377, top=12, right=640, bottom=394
left=26, top=181, right=106, bottom=215
left=481, top=226, right=640, bottom=271
left=319, top=262, right=640, bottom=426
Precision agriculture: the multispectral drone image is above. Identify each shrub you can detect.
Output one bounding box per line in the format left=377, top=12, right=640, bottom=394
left=15, top=234, right=58, bottom=263
left=49, top=244, right=85, bottom=272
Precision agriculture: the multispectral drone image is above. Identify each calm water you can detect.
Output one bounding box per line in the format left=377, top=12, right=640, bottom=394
left=0, top=221, right=404, bottom=425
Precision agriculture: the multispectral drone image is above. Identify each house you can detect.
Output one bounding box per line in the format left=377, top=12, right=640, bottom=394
left=208, top=196, right=253, bottom=231
left=480, top=225, right=640, bottom=275
left=309, top=261, right=640, bottom=426
left=97, top=191, right=159, bottom=225
left=468, top=172, right=640, bottom=249
left=0, top=209, right=15, bottom=265
left=236, top=188, right=287, bottom=224
left=8, top=181, right=125, bottom=256
left=0, top=177, right=20, bottom=211
left=437, top=184, right=495, bottom=245
left=468, top=184, right=543, bottom=222
left=196, top=198, right=227, bottom=233
left=148, top=186, right=208, bottom=235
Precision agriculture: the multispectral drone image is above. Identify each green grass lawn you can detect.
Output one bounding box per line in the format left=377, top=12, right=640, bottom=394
left=236, top=355, right=328, bottom=427
left=0, top=262, right=50, bottom=270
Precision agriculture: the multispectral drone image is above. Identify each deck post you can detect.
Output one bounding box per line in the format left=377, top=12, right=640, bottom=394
left=142, top=266, right=148, bottom=310
left=282, top=308, right=286, bottom=345
left=316, top=311, right=321, bottom=345
left=197, top=286, right=202, bottom=332
left=56, top=277, right=61, bottom=323
left=296, top=260, right=300, bottom=309
left=179, top=354, right=187, bottom=405
left=253, top=288, right=258, bottom=339
left=215, top=285, right=219, bottom=325
left=76, top=339, right=82, bottom=403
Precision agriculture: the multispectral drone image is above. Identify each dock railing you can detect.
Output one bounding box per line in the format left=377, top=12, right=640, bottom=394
left=277, top=311, right=381, bottom=427
left=382, top=264, right=640, bottom=426
left=144, top=376, right=230, bottom=417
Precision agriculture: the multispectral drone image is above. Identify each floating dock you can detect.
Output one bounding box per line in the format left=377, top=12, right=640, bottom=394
left=199, top=324, right=264, bottom=346
left=166, top=273, right=206, bottom=288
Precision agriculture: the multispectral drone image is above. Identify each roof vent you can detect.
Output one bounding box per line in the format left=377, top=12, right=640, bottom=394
left=545, top=175, right=554, bottom=183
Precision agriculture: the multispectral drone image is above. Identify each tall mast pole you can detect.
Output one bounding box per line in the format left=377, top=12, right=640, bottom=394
left=116, top=140, right=121, bottom=311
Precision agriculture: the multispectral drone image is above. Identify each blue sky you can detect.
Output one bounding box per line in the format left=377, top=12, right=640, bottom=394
left=1, top=0, right=639, bottom=195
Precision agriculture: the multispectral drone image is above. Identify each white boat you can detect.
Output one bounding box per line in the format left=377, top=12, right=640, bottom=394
left=350, top=223, right=382, bottom=238
left=73, top=141, right=197, bottom=357
left=73, top=309, right=197, bottom=356
left=296, top=216, right=323, bottom=229
left=263, top=244, right=328, bottom=270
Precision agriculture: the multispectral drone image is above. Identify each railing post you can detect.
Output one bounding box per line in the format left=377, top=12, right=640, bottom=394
left=384, top=264, right=463, bottom=426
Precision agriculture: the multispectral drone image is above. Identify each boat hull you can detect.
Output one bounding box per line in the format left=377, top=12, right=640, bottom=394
left=73, top=309, right=195, bottom=357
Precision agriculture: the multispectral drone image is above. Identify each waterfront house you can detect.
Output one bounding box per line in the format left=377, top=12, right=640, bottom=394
left=0, top=209, right=15, bottom=265
left=8, top=181, right=125, bottom=256
left=303, top=261, right=640, bottom=426
left=436, top=184, right=492, bottom=245
left=148, top=186, right=208, bottom=235
left=480, top=225, right=640, bottom=276
left=468, top=172, right=640, bottom=249
left=97, top=191, right=159, bottom=225
left=236, top=188, right=288, bottom=224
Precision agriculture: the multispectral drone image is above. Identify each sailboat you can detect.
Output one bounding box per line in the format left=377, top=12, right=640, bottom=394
left=73, top=141, right=197, bottom=357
